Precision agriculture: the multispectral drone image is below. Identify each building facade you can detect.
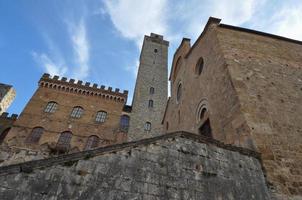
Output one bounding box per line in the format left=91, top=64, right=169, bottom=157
left=3, top=74, right=129, bottom=154
left=163, top=17, right=302, bottom=198
left=0, top=83, right=16, bottom=115
left=128, top=33, right=169, bottom=141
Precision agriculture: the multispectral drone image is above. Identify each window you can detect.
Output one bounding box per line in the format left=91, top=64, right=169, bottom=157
left=56, top=131, right=72, bottom=151
left=173, top=56, right=182, bottom=81
left=176, top=83, right=182, bottom=103
left=84, top=135, right=100, bottom=150
left=148, top=100, right=154, bottom=108
left=144, top=122, right=151, bottom=132
left=149, top=87, right=155, bottom=94
left=44, top=101, right=58, bottom=113
left=26, top=127, right=44, bottom=143
left=199, top=108, right=207, bottom=120
left=199, top=119, right=212, bottom=138
left=195, top=57, right=204, bottom=75
left=71, top=106, right=83, bottom=118
left=154, top=49, right=158, bottom=53
left=120, top=115, right=130, bottom=133
left=166, top=122, right=169, bottom=131
left=95, top=111, right=107, bottom=123
left=0, top=128, right=11, bottom=144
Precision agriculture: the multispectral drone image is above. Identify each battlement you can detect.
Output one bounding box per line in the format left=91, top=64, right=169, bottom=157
left=145, top=33, right=169, bottom=46
left=39, top=73, right=128, bottom=103
left=0, top=112, right=18, bottom=120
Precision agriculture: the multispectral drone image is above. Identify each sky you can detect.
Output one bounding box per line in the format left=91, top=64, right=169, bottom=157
left=1, top=0, right=302, bottom=115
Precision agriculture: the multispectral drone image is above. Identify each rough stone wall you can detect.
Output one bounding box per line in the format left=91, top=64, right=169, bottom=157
left=129, top=33, right=169, bottom=140
left=216, top=26, right=302, bottom=197
left=4, top=77, right=128, bottom=156
left=0, top=83, right=16, bottom=114
left=0, top=113, right=17, bottom=138
left=0, top=133, right=269, bottom=200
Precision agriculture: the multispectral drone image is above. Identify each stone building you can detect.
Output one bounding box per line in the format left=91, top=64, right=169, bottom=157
left=0, top=112, right=17, bottom=144
left=3, top=73, right=129, bottom=156
left=128, top=33, right=169, bottom=140
left=0, top=83, right=16, bottom=114
left=163, top=17, right=302, bottom=199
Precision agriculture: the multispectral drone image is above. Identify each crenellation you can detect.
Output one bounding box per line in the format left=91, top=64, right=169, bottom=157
left=77, top=80, right=83, bottom=85
left=69, top=78, right=75, bottom=83
left=53, top=75, right=59, bottom=80
left=92, top=83, right=98, bottom=88
left=108, top=87, right=112, bottom=92
left=101, top=85, right=105, bottom=89
left=61, top=77, right=67, bottom=82
left=85, top=82, right=90, bottom=87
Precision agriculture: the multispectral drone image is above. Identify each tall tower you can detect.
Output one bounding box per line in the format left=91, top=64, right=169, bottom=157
left=129, top=33, right=169, bottom=141
left=0, top=83, right=16, bottom=114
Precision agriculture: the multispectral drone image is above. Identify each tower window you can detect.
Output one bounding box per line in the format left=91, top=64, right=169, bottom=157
left=26, top=127, right=44, bottom=144
left=95, top=111, right=107, bottom=123
left=195, top=57, right=204, bottom=75
left=84, top=135, right=100, bottom=150
left=144, top=122, right=151, bottom=132
left=120, top=115, right=130, bottom=133
left=149, top=87, right=155, bottom=94
left=154, top=49, right=158, bottom=53
left=148, top=100, right=154, bottom=108
left=70, top=106, right=84, bottom=118
left=176, top=83, right=182, bottom=103
left=44, top=101, right=58, bottom=113
left=56, top=131, right=72, bottom=151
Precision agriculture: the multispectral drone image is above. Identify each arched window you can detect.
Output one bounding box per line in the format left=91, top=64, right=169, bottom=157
left=120, top=115, right=130, bottom=133
left=148, top=100, right=154, bottom=108
left=195, top=57, right=204, bottom=75
left=166, top=122, right=169, bottom=131
left=176, top=83, right=182, bottom=103
left=144, top=122, right=151, bottom=132
left=26, top=127, right=44, bottom=143
left=95, top=111, right=107, bottom=123
left=84, top=135, right=100, bottom=150
left=56, top=131, right=72, bottom=151
left=0, top=128, right=11, bottom=144
left=44, top=101, right=58, bottom=113
left=70, top=106, right=83, bottom=118
left=149, top=87, right=155, bottom=94
left=199, top=108, right=207, bottom=120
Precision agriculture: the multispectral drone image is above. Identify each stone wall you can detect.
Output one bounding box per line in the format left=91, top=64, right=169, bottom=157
left=0, top=132, right=269, bottom=200
left=217, top=25, right=302, bottom=197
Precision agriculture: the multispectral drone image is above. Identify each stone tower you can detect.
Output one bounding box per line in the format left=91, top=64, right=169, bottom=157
left=129, top=33, right=169, bottom=140
left=0, top=83, right=16, bottom=115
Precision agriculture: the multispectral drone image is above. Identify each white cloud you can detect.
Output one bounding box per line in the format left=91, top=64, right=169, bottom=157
left=103, top=0, right=168, bottom=47
left=269, top=4, right=302, bottom=40
left=32, top=52, right=67, bottom=76
left=33, top=18, right=90, bottom=80
left=68, top=19, right=90, bottom=79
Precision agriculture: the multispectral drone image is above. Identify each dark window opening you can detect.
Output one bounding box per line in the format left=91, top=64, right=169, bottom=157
left=56, top=131, right=72, bottom=152
left=199, top=119, right=212, bottom=138
left=149, top=87, right=154, bottom=94
left=26, top=127, right=44, bottom=144
left=84, top=135, right=100, bottom=150
left=148, top=100, right=154, bottom=108
left=120, top=115, right=130, bottom=133
left=144, top=122, right=151, bottom=132
left=154, top=49, right=158, bottom=53
left=195, top=57, right=204, bottom=75
left=200, top=108, right=207, bottom=120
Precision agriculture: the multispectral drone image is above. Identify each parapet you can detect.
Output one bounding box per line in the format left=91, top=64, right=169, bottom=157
left=39, top=73, right=128, bottom=103
left=0, top=112, right=18, bottom=120
left=145, top=33, right=169, bottom=46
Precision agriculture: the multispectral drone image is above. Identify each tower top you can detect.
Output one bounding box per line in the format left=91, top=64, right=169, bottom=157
left=144, top=33, right=169, bottom=46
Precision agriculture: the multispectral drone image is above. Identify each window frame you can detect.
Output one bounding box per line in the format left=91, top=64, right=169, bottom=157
left=26, top=127, right=44, bottom=144
left=56, top=131, right=72, bottom=151
left=195, top=57, right=204, bottom=76
left=120, top=115, right=130, bottom=133
left=84, top=135, right=100, bottom=150
left=95, top=111, right=107, bottom=123
left=148, top=100, right=154, bottom=108
left=44, top=101, right=58, bottom=113
left=144, top=122, right=151, bottom=132
left=149, top=87, right=155, bottom=95
left=70, top=106, right=84, bottom=118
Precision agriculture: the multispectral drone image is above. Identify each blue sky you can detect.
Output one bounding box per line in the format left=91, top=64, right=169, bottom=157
left=1, top=0, right=301, bottom=115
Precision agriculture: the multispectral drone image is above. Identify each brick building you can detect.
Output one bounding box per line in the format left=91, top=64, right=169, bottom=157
left=4, top=74, right=129, bottom=154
